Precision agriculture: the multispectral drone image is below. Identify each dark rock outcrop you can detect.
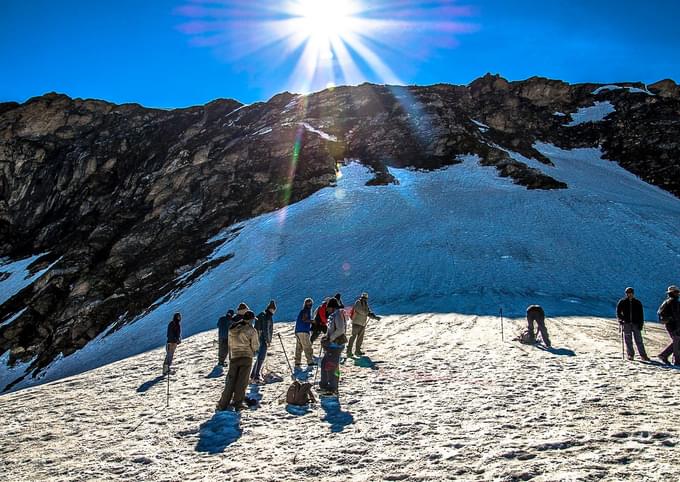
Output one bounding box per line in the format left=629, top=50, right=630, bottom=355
left=1, top=75, right=679, bottom=389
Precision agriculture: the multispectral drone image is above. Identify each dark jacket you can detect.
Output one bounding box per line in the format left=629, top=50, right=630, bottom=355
left=217, top=314, right=233, bottom=340
left=295, top=307, right=313, bottom=333
left=167, top=320, right=181, bottom=344
left=254, top=310, right=274, bottom=345
left=658, top=296, right=680, bottom=332
left=616, top=297, right=644, bottom=327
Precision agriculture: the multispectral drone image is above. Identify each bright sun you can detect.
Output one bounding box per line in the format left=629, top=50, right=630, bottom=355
left=296, top=0, right=353, bottom=39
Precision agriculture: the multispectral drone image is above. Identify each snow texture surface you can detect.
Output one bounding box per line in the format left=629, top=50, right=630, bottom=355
left=1, top=315, right=679, bottom=481
left=0, top=253, right=51, bottom=306
left=3, top=143, right=680, bottom=392
left=564, top=101, right=616, bottom=126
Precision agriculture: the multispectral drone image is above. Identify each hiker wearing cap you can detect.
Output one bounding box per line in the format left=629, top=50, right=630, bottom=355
left=334, top=293, right=344, bottom=309
left=311, top=297, right=330, bottom=344
left=216, top=309, right=234, bottom=366
left=657, top=285, right=680, bottom=366
left=232, top=302, right=250, bottom=324
left=616, top=287, right=649, bottom=361
left=526, top=305, right=551, bottom=348
left=251, top=300, right=277, bottom=382
left=294, top=298, right=315, bottom=368
left=163, top=312, right=182, bottom=375
left=347, top=292, right=377, bottom=357
left=320, top=297, right=348, bottom=394
left=217, top=310, right=260, bottom=411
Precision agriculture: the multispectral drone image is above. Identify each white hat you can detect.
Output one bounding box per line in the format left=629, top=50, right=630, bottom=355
left=668, top=285, right=680, bottom=294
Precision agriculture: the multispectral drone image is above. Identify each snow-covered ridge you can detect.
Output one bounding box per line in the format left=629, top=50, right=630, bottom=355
left=6, top=144, right=680, bottom=392
left=564, top=101, right=616, bottom=126
left=593, top=84, right=654, bottom=96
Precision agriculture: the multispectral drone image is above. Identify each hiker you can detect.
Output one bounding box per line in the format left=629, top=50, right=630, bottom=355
left=311, top=297, right=329, bottom=343
left=657, top=285, right=680, bottom=366
left=334, top=292, right=344, bottom=309
left=217, top=310, right=260, bottom=411
left=319, top=297, right=348, bottom=394
left=163, top=312, right=182, bottom=375
left=233, top=302, right=250, bottom=323
left=526, top=305, right=551, bottom=348
left=251, top=300, right=277, bottom=382
left=616, top=287, right=650, bottom=361
left=347, top=292, right=378, bottom=357
left=294, top=298, right=315, bottom=368
left=217, top=309, right=234, bottom=366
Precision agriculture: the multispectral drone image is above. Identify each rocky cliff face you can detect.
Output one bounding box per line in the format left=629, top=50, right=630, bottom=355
left=1, top=75, right=679, bottom=390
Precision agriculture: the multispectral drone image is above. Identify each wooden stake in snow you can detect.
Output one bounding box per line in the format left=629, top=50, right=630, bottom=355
left=500, top=308, right=504, bottom=342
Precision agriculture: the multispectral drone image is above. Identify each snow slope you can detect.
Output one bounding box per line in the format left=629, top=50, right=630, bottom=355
left=2, top=144, right=680, bottom=391
left=1, top=314, right=679, bottom=481
left=564, top=101, right=616, bottom=126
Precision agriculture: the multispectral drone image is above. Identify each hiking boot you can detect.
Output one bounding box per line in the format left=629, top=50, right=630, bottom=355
left=346, top=350, right=354, bottom=358
left=232, top=402, right=246, bottom=411
left=658, top=355, right=671, bottom=365
left=355, top=350, right=364, bottom=357
left=627, top=355, right=634, bottom=361
left=640, top=356, right=651, bottom=362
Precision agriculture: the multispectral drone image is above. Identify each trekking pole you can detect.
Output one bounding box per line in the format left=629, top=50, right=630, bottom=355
left=500, top=308, right=504, bottom=342
left=166, top=369, right=170, bottom=407
left=620, top=328, right=625, bottom=360
left=313, top=342, right=323, bottom=387
left=277, top=333, right=295, bottom=379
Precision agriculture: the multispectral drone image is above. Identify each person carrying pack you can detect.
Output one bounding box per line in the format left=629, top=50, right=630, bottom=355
left=616, top=287, right=650, bottom=361
left=216, top=309, right=234, bottom=366
left=251, top=300, right=276, bottom=382
left=216, top=310, right=260, bottom=411
left=657, top=285, right=680, bottom=365
left=163, top=312, right=182, bottom=375
left=319, top=298, right=348, bottom=395
left=294, top=298, right=315, bottom=368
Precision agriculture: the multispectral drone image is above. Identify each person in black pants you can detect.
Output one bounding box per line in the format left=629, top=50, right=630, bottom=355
left=616, top=287, right=649, bottom=361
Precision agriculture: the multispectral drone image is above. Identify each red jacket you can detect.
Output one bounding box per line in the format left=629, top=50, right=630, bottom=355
left=314, top=303, right=328, bottom=326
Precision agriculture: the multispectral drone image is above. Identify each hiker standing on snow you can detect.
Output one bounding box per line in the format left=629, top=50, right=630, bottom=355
left=294, top=298, right=316, bottom=368
left=526, top=305, right=551, bottom=348
left=311, top=297, right=330, bottom=343
left=217, top=309, right=234, bottom=366
left=320, top=297, right=348, bottom=394
left=657, top=285, right=680, bottom=366
left=251, top=300, right=277, bottom=382
left=347, top=292, right=378, bottom=357
left=616, top=287, right=650, bottom=361
left=217, top=310, right=260, bottom=411
left=163, top=312, right=182, bottom=375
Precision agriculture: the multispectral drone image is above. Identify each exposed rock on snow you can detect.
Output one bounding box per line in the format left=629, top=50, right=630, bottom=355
left=1, top=314, right=679, bottom=481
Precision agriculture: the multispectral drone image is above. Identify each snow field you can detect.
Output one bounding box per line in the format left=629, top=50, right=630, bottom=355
left=1, top=314, right=679, bottom=481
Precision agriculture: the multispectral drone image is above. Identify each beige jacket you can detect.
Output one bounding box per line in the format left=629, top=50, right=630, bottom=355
left=351, top=299, right=371, bottom=326
left=228, top=320, right=260, bottom=359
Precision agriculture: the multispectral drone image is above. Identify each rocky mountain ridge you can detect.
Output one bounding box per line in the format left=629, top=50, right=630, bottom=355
left=1, top=74, right=679, bottom=390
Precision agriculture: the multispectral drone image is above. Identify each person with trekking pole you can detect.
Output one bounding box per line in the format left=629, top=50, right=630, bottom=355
left=216, top=310, right=260, bottom=411
left=216, top=309, right=234, bottom=367
left=319, top=298, right=348, bottom=395
left=526, top=305, right=551, bottom=348
left=347, top=292, right=380, bottom=358
left=163, top=312, right=182, bottom=375
left=616, top=287, right=650, bottom=361
left=251, top=300, right=277, bottom=382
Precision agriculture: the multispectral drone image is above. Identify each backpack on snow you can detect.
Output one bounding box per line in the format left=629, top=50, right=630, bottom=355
left=286, top=380, right=316, bottom=406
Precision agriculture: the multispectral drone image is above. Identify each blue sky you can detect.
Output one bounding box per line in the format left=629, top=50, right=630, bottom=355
left=1, top=0, right=679, bottom=108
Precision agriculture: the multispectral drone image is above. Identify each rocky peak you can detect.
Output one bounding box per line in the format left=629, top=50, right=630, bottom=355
left=648, top=78, right=680, bottom=98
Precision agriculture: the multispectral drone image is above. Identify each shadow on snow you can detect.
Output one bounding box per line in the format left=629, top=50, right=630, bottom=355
left=195, top=411, right=242, bottom=453
left=136, top=375, right=165, bottom=393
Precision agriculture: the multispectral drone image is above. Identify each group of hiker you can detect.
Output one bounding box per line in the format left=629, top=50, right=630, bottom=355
left=161, top=283, right=680, bottom=410
left=163, top=292, right=379, bottom=411
left=523, top=285, right=680, bottom=366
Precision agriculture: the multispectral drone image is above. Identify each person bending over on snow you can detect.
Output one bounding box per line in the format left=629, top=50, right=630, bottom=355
left=251, top=300, right=277, bottom=382
left=217, top=310, right=260, bottom=411
left=163, top=312, right=182, bottom=375
left=657, top=285, right=680, bottom=366
left=526, top=305, right=551, bottom=348
left=294, top=298, right=316, bottom=368
left=319, top=297, right=348, bottom=395
left=217, top=309, right=234, bottom=367
left=347, top=292, right=379, bottom=357
left=311, top=297, right=330, bottom=344
left=616, top=287, right=650, bottom=361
